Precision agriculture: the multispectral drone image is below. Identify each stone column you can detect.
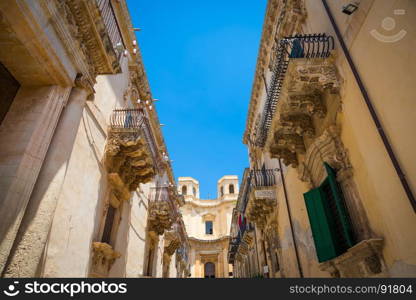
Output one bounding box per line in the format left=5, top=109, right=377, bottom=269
left=195, top=254, right=201, bottom=278
left=216, top=254, right=222, bottom=278
left=2, top=87, right=88, bottom=277
left=0, top=85, right=71, bottom=274
left=223, top=248, right=228, bottom=278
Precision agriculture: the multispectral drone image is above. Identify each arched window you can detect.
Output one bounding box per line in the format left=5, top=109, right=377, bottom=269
left=229, top=184, right=235, bottom=194
left=193, top=187, right=196, bottom=197
left=181, top=185, right=187, bottom=195
left=220, top=186, right=224, bottom=197
left=204, top=262, right=215, bottom=278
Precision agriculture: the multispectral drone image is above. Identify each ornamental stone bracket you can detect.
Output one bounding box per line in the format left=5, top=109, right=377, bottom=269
left=61, top=0, right=121, bottom=76
left=148, top=201, right=175, bottom=236
left=164, top=230, right=181, bottom=257
left=104, top=131, right=156, bottom=202
left=246, top=187, right=277, bottom=229
left=90, top=242, right=121, bottom=278
left=319, top=238, right=386, bottom=278
left=242, top=230, right=254, bottom=247
left=245, top=0, right=307, bottom=144
left=267, top=57, right=341, bottom=168
left=148, top=187, right=178, bottom=236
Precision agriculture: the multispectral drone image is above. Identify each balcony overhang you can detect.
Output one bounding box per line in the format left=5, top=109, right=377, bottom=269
left=319, top=238, right=386, bottom=277
left=90, top=242, right=121, bottom=278
left=63, top=0, right=122, bottom=75
left=148, top=187, right=178, bottom=235
left=104, top=109, right=160, bottom=202
left=104, top=129, right=155, bottom=201
left=246, top=187, right=277, bottom=228
left=267, top=56, right=340, bottom=167
left=164, top=223, right=181, bottom=256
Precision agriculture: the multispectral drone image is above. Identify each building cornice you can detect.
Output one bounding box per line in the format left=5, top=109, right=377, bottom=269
left=188, top=236, right=230, bottom=244
left=183, top=198, right=237, bottom=209
left=243, top=0, right=306, bottom=145
left=243, top=0, right=280, bottom=144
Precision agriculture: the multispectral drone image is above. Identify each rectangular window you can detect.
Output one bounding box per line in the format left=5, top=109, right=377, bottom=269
left=101, top=205, right=116, bottom=244
left=205, top=221, right=213, bottom=235
left=303, top=163, right=355, bottom=262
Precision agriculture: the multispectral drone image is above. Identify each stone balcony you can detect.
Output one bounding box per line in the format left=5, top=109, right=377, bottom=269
left=245, top=169, right=278, bottom=228
left=61, top=0, right=123, bottom=77
left=90, top=242, right=121, bottom=278
left=164, top=223, right=181, bottom=256
left=261, top=35, right=339, bottom=168
left=104, top=108, right=161, bottom=202
left=251, top=34, right=340, bottom=168
left=148, top=186, right=179, bottom=235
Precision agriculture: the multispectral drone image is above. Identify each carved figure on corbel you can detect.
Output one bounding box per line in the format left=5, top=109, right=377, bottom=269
left=273, top=128, right=305, bottom=153
left=269, top=146, right=298, bottom=168
left=104, top=131, right=156, bottom=197
left=279, top=112, right=315, bottom=137
left=287, top=91, right=326, bottom=118
left=91, top=242, right=121, bottom=277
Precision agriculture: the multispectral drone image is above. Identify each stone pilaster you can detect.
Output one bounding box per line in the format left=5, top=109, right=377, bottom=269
left=0, top=85, right=71, bottom=274
left=3, top=87, right=88, bottom=277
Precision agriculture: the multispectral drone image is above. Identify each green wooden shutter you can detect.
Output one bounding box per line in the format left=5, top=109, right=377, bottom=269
left=304, top=163, right=356, bottom=262
left=304, top=187, right=339, bottom=262
left=324, top=163, right=355, bottom=248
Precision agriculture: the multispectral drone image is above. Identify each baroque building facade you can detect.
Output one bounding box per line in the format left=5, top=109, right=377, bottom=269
left=0, top=0, right=189, bottom=278
left=229, top=0, right=416, bottom=278
left=179, top=176, right=237, bottom=278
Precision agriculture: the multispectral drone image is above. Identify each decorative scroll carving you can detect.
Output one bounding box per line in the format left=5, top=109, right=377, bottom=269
left=287, top=62, right=340, bottom=94
left=298, top=125, right=352, bottom=187
left=148, top=187, right=178, bottom=235
left=246, top=187, right=277, bottom=229
left=104, top=131, right=155, bottom=201
left=273, top=129, right=305, bottom=153
left=61, top=0, right=121, bottom=76
left=319, top=239, right=386, bottom=278
left=269, top=146, right=298, bottom=167
left=280, top=112, right=315, bottom=137
left=90, top=242, right=121, bottom=278
left=164, top=222, right=181, bottom=257
left=267, top=58, right=341, bottom=168
left=287, top=92, right=326, bottom=118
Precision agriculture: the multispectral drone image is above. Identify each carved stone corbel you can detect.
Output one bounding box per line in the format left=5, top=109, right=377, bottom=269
left=273, top=128, right=305, bottom=153
left=319, top=239, right=386, bottom=278
left=90, top=242, right=121, bottom=278
left=279, top=112, right=315, bottom=137
left=104, top=131, right=156, bottom=201
left=270, top=146, right=298, bottom=167
left=287, top=91, right=326, bottom=118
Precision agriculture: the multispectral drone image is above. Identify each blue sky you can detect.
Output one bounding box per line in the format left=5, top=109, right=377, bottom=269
left=127, top=1, right=267, bottom=199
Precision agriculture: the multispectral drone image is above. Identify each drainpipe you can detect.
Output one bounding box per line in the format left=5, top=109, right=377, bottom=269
left=279, top=159, right=304, bottom=278
left=322, top=0, right=416, bottom=213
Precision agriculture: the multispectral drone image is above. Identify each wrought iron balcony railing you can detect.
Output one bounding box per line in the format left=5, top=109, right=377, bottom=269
left=97, top=0, right=124, bottom=55
left=239, top=168, right=279, bottom=212
left=256, top=33, right=334, bottom=147
left=109, top=108, right=164, bottom=171
left=251, top=169, right=278, bottom=187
